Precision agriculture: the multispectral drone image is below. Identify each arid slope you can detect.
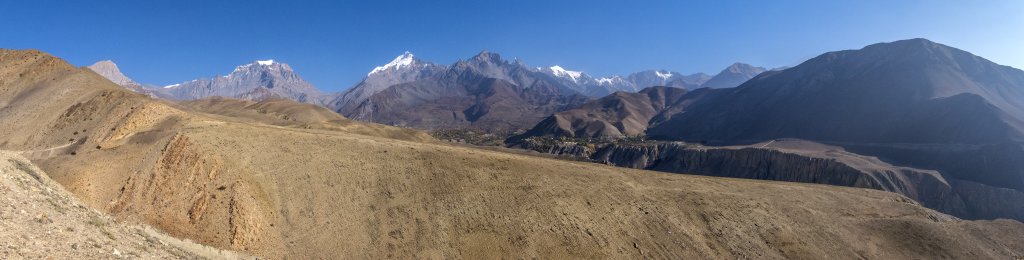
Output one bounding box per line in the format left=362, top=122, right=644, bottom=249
left=1, top=49, right=1023, bottom=259
left=0, top=151, right=246, bottom=259
left=177, top=97, right=431, bottom=141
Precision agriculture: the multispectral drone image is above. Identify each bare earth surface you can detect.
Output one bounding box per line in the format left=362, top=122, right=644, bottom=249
left=1, top=49, right=1024, bottom=259
left=0, top=151, right=246, bottom=259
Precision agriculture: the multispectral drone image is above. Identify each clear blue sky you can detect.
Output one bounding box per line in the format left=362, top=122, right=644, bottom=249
left=2, top=1, right=1022, bottom=92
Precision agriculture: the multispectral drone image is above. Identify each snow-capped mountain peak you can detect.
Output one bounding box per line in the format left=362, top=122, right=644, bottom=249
left=162, top=59, right=320, bottom=102
left=369, top=51, right=417, bottom=76
left=655, top=70, right=674, bottom=80
left=231, top=59, right=289, bottom=74
left=548, top=65, right=584, bottom=83
left=595, top=76, right=624, bottom=85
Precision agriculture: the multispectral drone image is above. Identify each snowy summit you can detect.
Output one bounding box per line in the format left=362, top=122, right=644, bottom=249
left=369, top=52, right=416, bottom=76
left=549, top=65, right=584, bottom=83
left=655, top=70, right=674, bottom=80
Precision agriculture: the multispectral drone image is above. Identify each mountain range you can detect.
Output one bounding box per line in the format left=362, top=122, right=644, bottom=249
left=10, top=48, right=1021, bottom=258
left=89, top=52, right=764, bottom=131
left=161, top=60, right=323, bottom=103
left=82, top=38, right=1024, bottom=222
left=516, top=38, right=1024, bottom=221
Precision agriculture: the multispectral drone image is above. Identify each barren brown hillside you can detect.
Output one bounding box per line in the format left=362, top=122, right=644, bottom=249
left=2, top=49, right=1024, bottom=259
left=0, top=151, right=247, bottom=259
left=177, top=97, right=431, bottom=141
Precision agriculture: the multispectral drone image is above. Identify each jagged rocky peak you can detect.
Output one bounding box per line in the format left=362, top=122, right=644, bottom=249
left=230, top=59, right=294, bottom=75
left=160, top=58, right=321, bottom=102
left=472, top=50, right=503, bottom=62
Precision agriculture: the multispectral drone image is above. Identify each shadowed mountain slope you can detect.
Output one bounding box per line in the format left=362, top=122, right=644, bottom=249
left=517, top=86, right=689, bottom=139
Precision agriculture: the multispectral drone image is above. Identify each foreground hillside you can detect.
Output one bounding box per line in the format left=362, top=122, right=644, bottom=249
left=2, top=49, right=1024, bottom=258
left=0, top=151, right=244, bottom=259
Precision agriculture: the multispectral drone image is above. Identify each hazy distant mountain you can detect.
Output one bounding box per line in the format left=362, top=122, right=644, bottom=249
left=537, top=65, right=612, bottom=96
left=698, top=63, right=767, bottom=89
left=332, top=51, right=590, bottom=131
left=87, top=60, right=135, bottom=86
left=87, top=60, right=164, bottom=98
left=540, top=67, right=714, bottom=96
left=664, top=72, right=713, bottom=89
left=162, top=60, right=322, bottom=102
left=625, top=70, right=702, bottom=90
left=539, top=65, right=757, bottom=97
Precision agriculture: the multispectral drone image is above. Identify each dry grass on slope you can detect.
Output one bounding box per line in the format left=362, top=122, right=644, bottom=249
left=177, top=96, right=433, bottom=142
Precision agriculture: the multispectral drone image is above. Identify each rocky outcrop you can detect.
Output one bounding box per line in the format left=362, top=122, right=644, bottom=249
left=512, top=138, right=596, bottom=160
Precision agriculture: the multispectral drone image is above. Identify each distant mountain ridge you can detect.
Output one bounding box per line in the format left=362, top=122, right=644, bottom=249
left=86, top=50, right=766, bottom=134
left=160, top=60, right=323, bottom=103
left=698, top=63, right=767, bottom=89
left=90, top=52, right=763, bottom=115
left=319, top=51, right=763, bottom=131
left=536, top=64, right=762, bottom=96
left=329, top=51, right=591, bottom=131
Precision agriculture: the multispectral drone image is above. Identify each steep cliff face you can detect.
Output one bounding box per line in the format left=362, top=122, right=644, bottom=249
left=516, top=139, right=1021, bottom=221
left=951, top=180, right=1024, bottom=220
left=590, top=143, right=964, bottom=213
